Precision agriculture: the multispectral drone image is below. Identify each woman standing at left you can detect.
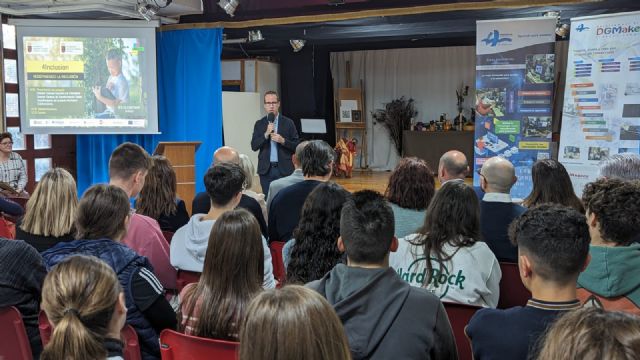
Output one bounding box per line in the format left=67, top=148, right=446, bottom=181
left=0, top=132, right=27, bottom=194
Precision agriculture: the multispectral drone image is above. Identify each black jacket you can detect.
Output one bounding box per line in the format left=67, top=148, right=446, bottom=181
left=250, top=114, right=299, bottom=176
left=307, top=264, right=458, bottom=360
left=191, top=192, right=267, bottom=238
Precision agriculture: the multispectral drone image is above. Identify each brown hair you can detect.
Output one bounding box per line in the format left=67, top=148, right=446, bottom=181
left=239, top=285, right=351, bottom=360
left=263, top=91, right=279, bottom=102
left=385, top=157, right=435, bottom=210
left=582, top=178, right=640, bottom=245
left=181, top=208, right=263, bottom=340
left=412, top=182, right=480, bottom=284
left=135, top=156, right=178, bottom=219
left=523, top=159, right=584, bottom=212
left=41, top=255, right=122, bottom=360
left=0, top=132, right=12, bottom=142
left=108, top=142, right=151, bottom=180
left=21, top=168, right=77, bottom=237
left=537, top=307, right=640, bottom=360
left=76, top=184, right=130, bottom=241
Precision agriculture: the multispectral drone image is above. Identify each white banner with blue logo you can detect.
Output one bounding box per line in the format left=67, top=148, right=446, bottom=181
left=559, top=11, right=640, bottom=195
left=473, top=17, right=556, bottom=200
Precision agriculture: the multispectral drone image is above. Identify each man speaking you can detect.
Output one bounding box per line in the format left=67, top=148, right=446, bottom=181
left=251, top=91, right=299, bottom=195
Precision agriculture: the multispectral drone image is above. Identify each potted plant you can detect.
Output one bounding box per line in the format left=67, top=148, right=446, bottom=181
left=371, top=96, right=418, bottom=156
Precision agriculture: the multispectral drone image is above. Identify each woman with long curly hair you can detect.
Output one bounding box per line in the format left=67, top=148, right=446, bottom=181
left=390, top=181, right=501, bottom=308
left=523, top=159, right=584, bottom=212
left=384, top=157, right=436, bottom=238
left=135, top=155, right=189, bottom=232
left=285, top=182, right=350, bottom=284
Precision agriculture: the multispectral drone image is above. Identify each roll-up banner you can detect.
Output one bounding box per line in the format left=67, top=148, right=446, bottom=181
left=474, top=17, right=557, bottom=200
left=559, top=11, right=640, bottom=195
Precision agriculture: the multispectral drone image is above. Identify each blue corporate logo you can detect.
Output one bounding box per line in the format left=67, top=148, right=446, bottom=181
left=481, top=30, right=513, bottom=47
left=575, top=24, right=590, bottom=32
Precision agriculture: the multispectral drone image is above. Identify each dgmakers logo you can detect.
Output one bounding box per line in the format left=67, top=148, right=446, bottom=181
left=396, top=257, right=466, bottom=299
left=596, top=23, right=640, bottom=36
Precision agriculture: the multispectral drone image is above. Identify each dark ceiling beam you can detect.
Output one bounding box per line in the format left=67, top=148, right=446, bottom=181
left=164, top=0, right=601, bottom=30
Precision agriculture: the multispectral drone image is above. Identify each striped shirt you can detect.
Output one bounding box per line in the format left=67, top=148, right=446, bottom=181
left=0, top=152, right=27, bottom=191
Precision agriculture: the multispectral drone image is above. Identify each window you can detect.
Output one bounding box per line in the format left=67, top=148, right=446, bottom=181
left=2, top=19, right=76, bottom=191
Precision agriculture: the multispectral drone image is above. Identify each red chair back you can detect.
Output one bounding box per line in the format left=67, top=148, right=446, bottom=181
left=38, top=310, right=52, bottom=346
left=39, top=310, right=141, bottom=360
left=443, top=302, right=481, bottom=360
left=269, top=241, right=286, bottom=285
left=159, top=329, right=238, bottom=360
left=498, top=262, right=531, bottom=309
left=0, top=306, right=33, bottom=360
left=176, top=270, right=201, bottom=293
left=121, top=324, right=142, bottom=360
left=0, top=215, right=16, bottom=239
left=162, top=231, right=174, bottom=244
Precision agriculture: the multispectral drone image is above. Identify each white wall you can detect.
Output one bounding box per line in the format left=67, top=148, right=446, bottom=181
left=222, top=91, right=262, bottom=172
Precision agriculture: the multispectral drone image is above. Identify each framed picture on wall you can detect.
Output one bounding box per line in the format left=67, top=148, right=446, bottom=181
left=352, top=110, right=362, bottom=122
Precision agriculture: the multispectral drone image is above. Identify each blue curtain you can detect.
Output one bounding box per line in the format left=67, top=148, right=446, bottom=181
left=76, top=28, right=224, bottom=196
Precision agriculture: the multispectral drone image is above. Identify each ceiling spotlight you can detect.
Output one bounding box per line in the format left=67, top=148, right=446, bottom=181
left=555, top=23, right=570, bottom=38
left=218, top=0, right=240, bottom=17
left=247, top=30, right=264, bottom=43
left=290, top=39, right=306, bottom=52
left=137, top=3, right=158, bottom=21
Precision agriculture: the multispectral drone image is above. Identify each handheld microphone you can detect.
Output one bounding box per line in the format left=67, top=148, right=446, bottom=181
left=267, top=113, right=275, bottom=123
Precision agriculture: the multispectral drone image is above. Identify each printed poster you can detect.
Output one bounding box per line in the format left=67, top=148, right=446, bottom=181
left=474, top=17, right=557, bottom=200
left=558, top=11, right=640, bottom=195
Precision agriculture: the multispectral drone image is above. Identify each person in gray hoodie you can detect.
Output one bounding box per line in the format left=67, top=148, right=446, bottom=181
left=170, top=163, right=276, bottom=289
left=307, top=190, right=457, bottom=360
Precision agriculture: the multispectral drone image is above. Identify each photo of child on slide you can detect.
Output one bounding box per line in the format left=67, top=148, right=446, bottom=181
left=92, top=49, right=129, bottom=119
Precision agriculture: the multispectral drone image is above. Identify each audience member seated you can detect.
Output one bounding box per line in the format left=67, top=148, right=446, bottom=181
left=179, top=209, right=263, bottom=339
left=577, top=178, right=640, bottom=314
left=599, top=153, right=640, bottom=180
left=477, top=156, right=526, bottom=262
left=537, top=307, right=640, bottom=360
left=265, top=140, right=308, bottom=210
left=308, top=190, right=456, bottom=360
left=384, top=157, right=435, bottom=238
left=239, top=285, right=351, bottom=360
left=239, top=154, right=268, bottom=221
left=109, top=142, right=176, bottom=290
left=466, top=204, right=588, bottom=360
left=437, top=150, right=469, bottom=185
left=191, top=146, right=267, bottom=237
left=171, top=163, right=275, bottom=289
left=0, top=196, right=23, bottom=218
left=269, top=140, right=334, bottom=243
left=135, top=155, right=189, bottom=233
left=16, top=168, right=76, bottom=252
left=522, top=159, right=584, bottom=212
left=40, top=255, right=127, bottom=360
left=0, top=132, right=27, bottom=195
left=42, top=184, right=177, bottom=360
left=391, top=181, right=501, bottom=308
left=285, top=182, right=350, bottom=283
left=0, top=238, right=46, bottom=358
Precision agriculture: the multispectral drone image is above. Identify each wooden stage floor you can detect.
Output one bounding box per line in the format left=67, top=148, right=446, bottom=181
left=332, top=170, right=473, bottom=193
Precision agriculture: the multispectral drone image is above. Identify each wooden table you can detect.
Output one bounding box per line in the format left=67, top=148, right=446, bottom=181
left=402, top=130, right=475, bottom=170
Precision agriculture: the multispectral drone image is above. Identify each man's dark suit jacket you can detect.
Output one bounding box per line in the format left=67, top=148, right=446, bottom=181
left=191, top=192, right=267, bottom=237
left=480, top=200, right=526, bottom=262
left=250, top=114, right=299, bottom=176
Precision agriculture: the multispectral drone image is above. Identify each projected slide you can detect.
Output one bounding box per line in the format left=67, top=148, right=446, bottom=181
left=23, top=36, right=148, bottom=129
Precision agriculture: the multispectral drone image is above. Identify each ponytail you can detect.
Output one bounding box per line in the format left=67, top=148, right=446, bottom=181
left=41, top=309, right=107, bottom=360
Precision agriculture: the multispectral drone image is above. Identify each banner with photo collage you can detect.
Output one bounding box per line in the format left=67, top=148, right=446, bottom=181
left=473, top=17, right=557, bottom=200
left=558, top=11, right=640, bottom=195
